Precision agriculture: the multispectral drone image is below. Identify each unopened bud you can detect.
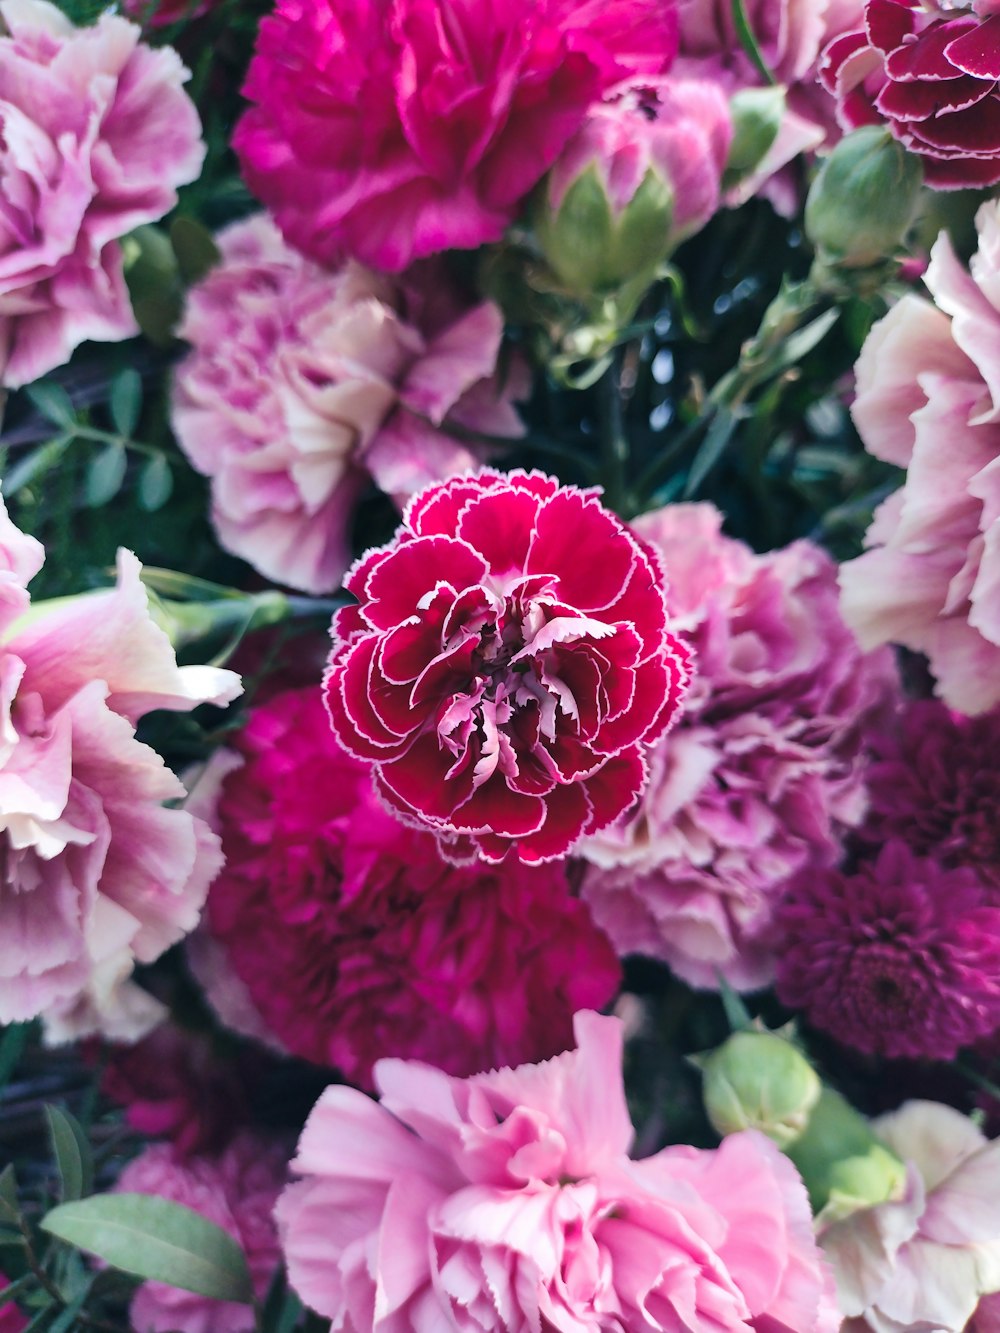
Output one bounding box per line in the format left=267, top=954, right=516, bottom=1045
left=723, top=86, right=786, bottom=191
left=697, top=1030, right=821, bottom=1149
left=785, top=1088, right=907, bottom=1219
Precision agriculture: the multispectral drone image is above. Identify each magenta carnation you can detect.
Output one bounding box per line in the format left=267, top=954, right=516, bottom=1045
left=776, top=840, right=1000, bottom=1060
left=839, top=200, right=1000, bottom=715
left=115, top=1134, right=285, bottom=1333
left=0, top=0, right=204, bottom=388
left=172, top=214, right=524, bottom=594
left=0, top=501, right=240, bottom=1042
left=235, top=0, right=679, bottom=272
left=821, top=0, right=1000, bottom=190
left=580, top=502, right=894, bottom=990
left=324, top=469, right=691, bottom=864
left=277, top=1010, right=840, bottom=1332
left=199, top=685, right=620, bottom=1086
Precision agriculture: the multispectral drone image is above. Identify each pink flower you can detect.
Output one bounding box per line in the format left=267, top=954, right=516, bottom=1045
left=324, top=469, right=691, bottom=864
left=115, top=1134, right=286, bottom=1333
left=0, top=499, right=240, bottom=1041
left=821, top=1, right=1000, bottom=190
left=839, top=199, right=1000, bottom=715
left=580, top=502, right=894, bottom=990
left=0, top=0, right=204, bottom=388
left=277, top=1010, right=840, bottom=1332
left=776, top=840, right=1000, bottom=1060
left=195, top=686, right=619, bottom=1087
left=234, top=0, right=679, bottom=272
left=172, top=214, right=524, bottom=594
left=822, top=1101, right=1000, bottom=1332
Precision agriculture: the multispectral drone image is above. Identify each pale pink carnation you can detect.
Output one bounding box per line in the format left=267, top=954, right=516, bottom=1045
left=0, top=498, right=240, bottom=1041
left=116, top=1134, right=285, bottom=1333
left=277, top=1010, right=840, bottom=1332
left=235, top=0, right=680, bottom=272
left=581, top=502, right=895, bottom=990
left=0, top=0, right=204, bottom=388
left=172, top=214, right=524, bottom=594
left=823, top=1101, right=1000, bottom=1333
left=840, top=199, right=1000, bottom=715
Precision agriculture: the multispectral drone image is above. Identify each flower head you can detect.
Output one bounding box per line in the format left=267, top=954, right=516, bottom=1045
left=776, top=841, right=1000, bottom=1060
left=325, top=469, right=691, bottom=863
left=0, top=0, right=204, bottom=387
left=277, top=1010, right=840, bottom=1332
left=235, top=0, right=679, bottom=272
left=197, top=685, right=619, bottom=1086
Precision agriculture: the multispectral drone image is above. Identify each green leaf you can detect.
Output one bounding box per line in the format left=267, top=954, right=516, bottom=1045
left=138, top=454, right=174, bottom=512
left=109, top=369, right=142, bottom=439
left=85, top=443, right=127, bottom=507
left=40, top=1195, right=253, bottom=1303
left=47, top=1286, right=89, bottom=1333
left=683, top=408, right=739, bottom=499
left=771, top=309, right=840, bottom=375
left=0, top=1273, right=33, bottom=1307
left=25, top=383, right=75, bottom=430
left=3, top=439, right=71, bottom=498
left=44, top=1107, right=93, bottom=1203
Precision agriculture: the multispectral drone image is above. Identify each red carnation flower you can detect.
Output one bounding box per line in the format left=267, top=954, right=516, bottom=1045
left=324, top=468, right=691, bottom=863
left=821, top=0, right=1000, bottom=188
left=776, top=841, right=1000, bottom=1060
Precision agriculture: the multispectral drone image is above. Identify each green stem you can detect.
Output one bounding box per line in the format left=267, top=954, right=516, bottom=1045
left=731, top=0, right=778, bottom=86
left=597, top=359, right=629, bottom=514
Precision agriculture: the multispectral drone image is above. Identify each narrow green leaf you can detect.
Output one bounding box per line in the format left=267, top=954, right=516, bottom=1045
left=109, top=369, right=142, bottom=439
left=0, top=1166, right=19, bottom=1225
left=47, top=1285, right=89, bottom=1333
left=3, top=439, right=71, bottom=497
left=0, top=1273, right=33, bottom=1306
left=20, top=1302, right=57, bottom=1333
left=138, top=454, right=173, bottom=512
left=683, top=408, right=739, bottom=499
left=40, top=1194, right=253, bottom=1303
left=44, top=1106, right=93, bottom=1202
left=85, top=443, right=127, bottom=507
left=772, top=309, right=840, bottom=374
left=24, top=383, right=75, bottom=430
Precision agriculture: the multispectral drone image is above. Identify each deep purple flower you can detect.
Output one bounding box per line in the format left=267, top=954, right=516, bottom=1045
left=776, top=840, right=1000, bottom=1060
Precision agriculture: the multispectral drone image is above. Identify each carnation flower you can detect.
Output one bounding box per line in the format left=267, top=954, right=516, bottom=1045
left=821, top=0, right=1000, bottom=189
left=0, top=0, right=204, bottom=388
left=172, top=214, right=524, bottom=594
left=862, top=699, right=1000, bottom=889
left=235, top=0, right=680, bottom=272
left=822, top=1101, right=1000, bottom=1332
left=580, top=502, right=893, bottom=990
left=196, top=685, right=619, bottom=1087
left=0, top=499, right=240, bottom=1041
left=776, top=840, right=1000, bottom=1060
left=325, top=469, right=691, bottom=864
left=115, top=1134, right=285, bottom=1333
left=839, top=198, right=1000, bottom=714
left=277, top=1010, right=840, bottom=1332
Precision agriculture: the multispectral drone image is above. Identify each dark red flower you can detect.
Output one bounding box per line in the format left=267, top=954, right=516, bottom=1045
left=821, top=0, right=1000, bottom=188
left=324, top=469, right=691, bottom=863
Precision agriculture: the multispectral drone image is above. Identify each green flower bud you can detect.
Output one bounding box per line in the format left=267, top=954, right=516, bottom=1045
left=804, top=126, right=923, bottom=269
left=698, top=1030, right=821, bottom=1149
left=722, top=86, right=787, bottom=191
left=785, top=1088, right=907, bottom=1219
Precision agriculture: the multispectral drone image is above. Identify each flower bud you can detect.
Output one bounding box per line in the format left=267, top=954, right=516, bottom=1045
left=697, top=1030, right=821, bottom=1148
left=805, top=126, right=923, bottom=269
left=535, top=77, right=732, bottom=297
left=722, top=86, right=786, bottom=191
left=785, top=1088, right=907, bottom=1220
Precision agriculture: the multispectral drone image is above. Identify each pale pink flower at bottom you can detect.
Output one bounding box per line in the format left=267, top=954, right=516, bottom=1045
left=277, top=1011, right=840, bottom=1332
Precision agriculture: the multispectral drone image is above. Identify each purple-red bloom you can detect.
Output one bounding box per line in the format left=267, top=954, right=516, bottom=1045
left=115, top=1134, right=286, bottom=1333
left=198, top=686, right=620, bottom=1086
left=277, top=1010, right=840, bottom=1332
left=821, top=0, right=1000, bottom=189
left=0, top=0, right=204, bottom=388
left=324, top=469, right=691, bottom=864
left=235, top=0, right=679, bottom=272
left=776, top=840, right=1000, bottom=1060
left=172, top=214, right=524, bottom=594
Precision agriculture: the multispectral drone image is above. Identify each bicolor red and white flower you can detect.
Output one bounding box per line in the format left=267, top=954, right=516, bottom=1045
left=324, top=469, right=691, bottom=863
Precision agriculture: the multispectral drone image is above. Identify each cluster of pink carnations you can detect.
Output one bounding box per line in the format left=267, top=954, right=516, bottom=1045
left=4, top=0, right=1000, bottom=1330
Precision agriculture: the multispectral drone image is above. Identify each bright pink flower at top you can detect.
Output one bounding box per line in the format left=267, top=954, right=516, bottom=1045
left=116, top=1134, right=286, bottom=1333
left=821, top=0, right=1000, bottom=189
left=0, top=0, right=204, bottom=388
left=823, top=1101, right=1000, bottom=1332
left=839, top=199, right=1000, bottom=715
left=324, top=469, right=691, bottom=864
left=277, top=1010, right=840, bottom=1332
left=0, top=499, right=240, bottom=1041
left=235, top=0, right=679, bottom=272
